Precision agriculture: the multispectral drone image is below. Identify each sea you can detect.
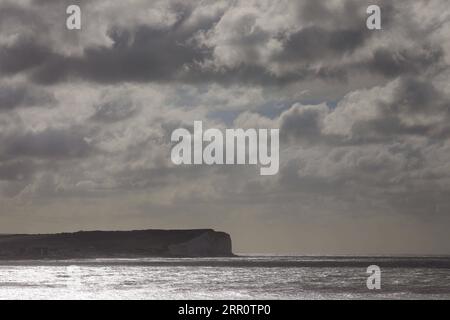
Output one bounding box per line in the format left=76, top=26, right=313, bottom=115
left=0, top=256, right=449, bottom=300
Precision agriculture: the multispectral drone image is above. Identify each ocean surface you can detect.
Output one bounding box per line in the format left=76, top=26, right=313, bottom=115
left=0, top=256, right=449, bottom=300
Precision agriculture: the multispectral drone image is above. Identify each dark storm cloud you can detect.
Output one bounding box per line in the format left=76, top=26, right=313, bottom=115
left=1, top=0, right=443, bottom=87
left=368, top=47, right=445, bottom=78
left=388, top=77, right=448, bottom=114
left=277, top=27, right=369, bottom=62
left=280, top=104, right=325, bottom=144
left=69, top=26, right=207, bottom=83
left=0, top=36, right=54, bottom=76
left=0, top=83, right=56, bottom=110
left=3, top=128, right=91, bottom=159
left=12, top=1, right=224, bottom=84
left=0, top=160, right=34, bottom=182
left=350, top=77, right=450, bottom=143
left=0, top=2, right=48, bottom=32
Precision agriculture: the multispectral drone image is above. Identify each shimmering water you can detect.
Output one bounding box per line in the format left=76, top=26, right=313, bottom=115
left=0, top=256, right=449, bottom=299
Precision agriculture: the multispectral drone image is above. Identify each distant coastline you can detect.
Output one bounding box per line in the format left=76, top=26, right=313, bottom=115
left=0, top=229, right=234, bottom=260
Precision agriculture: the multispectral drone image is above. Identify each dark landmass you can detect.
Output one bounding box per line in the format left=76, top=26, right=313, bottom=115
left=0, top=229, right=233, bottom=259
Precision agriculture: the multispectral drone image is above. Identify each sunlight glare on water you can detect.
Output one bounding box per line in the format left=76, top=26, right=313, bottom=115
left=0, top=257, right=449, bottom=300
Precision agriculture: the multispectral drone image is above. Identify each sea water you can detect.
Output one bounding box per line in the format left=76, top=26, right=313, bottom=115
left=0, top=256, right=449, bottom=300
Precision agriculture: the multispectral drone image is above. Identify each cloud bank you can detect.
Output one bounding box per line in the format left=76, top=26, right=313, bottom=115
left=0, top=0, right=449, bottom=254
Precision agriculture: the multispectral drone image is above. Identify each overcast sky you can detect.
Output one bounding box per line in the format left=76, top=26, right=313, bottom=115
left=0, top=0, right=449, bottom=254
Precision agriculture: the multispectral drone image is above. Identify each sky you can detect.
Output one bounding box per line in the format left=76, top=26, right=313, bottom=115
left=0, top=0, right=449, bottom=255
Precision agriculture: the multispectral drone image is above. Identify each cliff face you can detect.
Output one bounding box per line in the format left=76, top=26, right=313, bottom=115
left=0, top=229, right=233, bottom=259
left=168, top=230, right=232, bottom=257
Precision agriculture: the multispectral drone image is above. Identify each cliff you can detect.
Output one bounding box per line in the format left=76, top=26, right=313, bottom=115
left=0, top=229, right=233, bottom=259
